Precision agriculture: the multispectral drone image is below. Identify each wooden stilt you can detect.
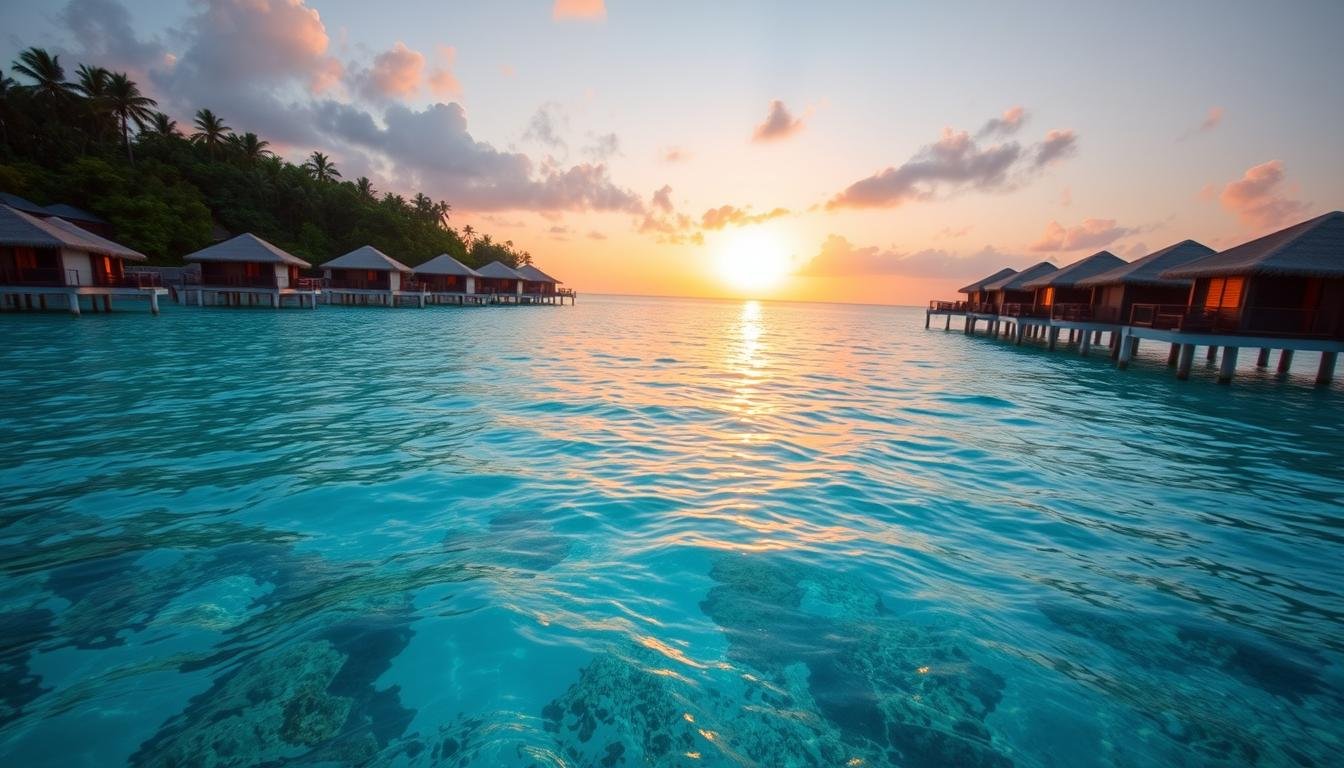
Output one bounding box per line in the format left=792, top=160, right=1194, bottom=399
left=1176, top=343, right=1195, bottom=380
left=944, top=315, right=950, bottom=331
left=1048, top=327, right=1059, bottom=351
left=1117, top=334, right=1138, bottom=369
left=1217, top=346, right=1239, bottom=384
left=1256, top=348, right=1271, bottom=367
left=1167, top=343, right=1180, bottom=367
left=1276, top=349, right=1294, bottom=378
left=1206, top=345, right=1217, bottom=362
left=1317, top=352, right=1338, bottom=387
left=1079, top=331, right=1091, bottom=355
left=925, top=312, right=931, bottom=329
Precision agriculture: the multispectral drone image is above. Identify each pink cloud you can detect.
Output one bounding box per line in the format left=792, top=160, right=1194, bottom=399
left=1034, top=129, right=1078, bottom=166
left=428, top=45, right=462, bottom=97
left=651, top=185, right=674, bottom=213
left=700, top=205, right=790, bottom=230
left=1030, top=218, right=1136, bottom=252
left=1199, top=106, right=1224, bottom=132
left=553, top=0, right=606, bottom=21
left=660, top=145, right=689, bottom=163
left=752, top=100, right=805, bottom=143
left=1218, top=160, right=1312, bottom=230
left=365, top=41, right=425, bottom=98
left=977, top=106, right=1027, bottom=138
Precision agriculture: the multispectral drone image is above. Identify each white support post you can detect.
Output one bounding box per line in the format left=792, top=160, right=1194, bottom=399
left=67, top=292, right=81, bottom=316
left=1079, top=330, right=1091, bottom=355
left=1117, top=333, right=1137, bottom=369
left=149, top=291, right=160, bottom=315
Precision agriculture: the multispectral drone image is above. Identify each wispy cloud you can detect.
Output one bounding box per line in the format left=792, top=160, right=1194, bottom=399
left=1218, top=160, right=1311, bottom=231
left=553, top=0, right=605, bottom=21
left=751, top=100, right=805, bottom=143
left=660, top=145, right=690, bottom=163
left=1179, top=106, right=1224, bottom=140
left=826, top=117, right=1079, bottom=210
left=1029, top=218, right=1135, bottom=252
left=976, top=106, right=1027, bottom=139
left=522, top=102, right=569, bottom=153
left=799, top=235, right=1025, bottom=278
left=700, top=205, right=790, bottom=230
left=651, top=185, right=674, bottom=213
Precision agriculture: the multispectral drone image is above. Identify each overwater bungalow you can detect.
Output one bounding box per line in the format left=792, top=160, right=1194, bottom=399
left=1022, top=250, right=1126, bottom=321
left=476, top=261, right=525, bottom=303
left=322, top=246, right=420, bottom=307
left=1075, top=240, right=1214, bottom=326
left=983, top=261, right=1057, bottom=317
left=960, top=267, right=1016, bottom=312
left=412, top=253, right=486, bottom=306
left=515, top=263, right=574, bottom=305
left=1142, top=210, right=1344, bottom=384
left=0, top=203, right=167, bottom=314
left=179, top=233, right=321, bottom=309
left=40, top=204, right=111, bottom=238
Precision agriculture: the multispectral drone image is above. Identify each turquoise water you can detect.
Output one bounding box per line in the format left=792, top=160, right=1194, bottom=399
left=0, top=294, right=1341, bottom=767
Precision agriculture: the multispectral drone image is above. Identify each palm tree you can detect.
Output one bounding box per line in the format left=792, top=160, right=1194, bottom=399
left=412, top=193, right=435, bottom=220
left=355, top=176, right=376, bottom=198
left=434, top=200, right=451, bottom=227
left=11, top=48, right=71, bottom=102
left=0, top=67, right=16, bottom=148
left=302, top=151, right=340, bottom=182
left=106, top=72, right=156, bottom=163
left=229, top=132, right=272, bottom=163
left=461, top=224, right=475, bottom=245
left=72, top=64, right=112, bottom=143
left=190, top=108, right=232, bottom=156
left=146, top=112, right=179, bottom=138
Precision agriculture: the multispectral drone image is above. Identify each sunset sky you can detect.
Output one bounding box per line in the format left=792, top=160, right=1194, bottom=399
left=7, top=0, right=1342, bottom=304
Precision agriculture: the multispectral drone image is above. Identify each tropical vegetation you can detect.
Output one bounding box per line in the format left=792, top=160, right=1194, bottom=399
left=0, top=46, right=533, bottom=267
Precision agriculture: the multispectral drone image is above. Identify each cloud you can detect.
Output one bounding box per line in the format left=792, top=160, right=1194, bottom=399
left=638, top=212, right=702, bottom=245
left=660, top=146, right=690, bottom=163
left=826, top=127, right=1021, bottom=209
left=1034, top=129, right=1078, bottom=167
left=587, top=230, right=608, bottom=240
left=825, top=114, right=1080, bottom=211
left=582, top=132, right=621, bottom=161
left=935, top=225, right=973, bottom=239
left=357, top=42, right=425, bottom=100
left=751, top=100, right=805, bottom=143
left=428, top=45, right=462, bottom=98
left=1029, top=218, right=1136, bottom=252
left=799, top=235, right=1024, bottom=278
left=58, top=0, right=170, bottom=78
left=523, top=102, right=568, bottom=152
left=314, top=100, right=643, bottom=212
left=700, top=205, right=790, bottom=230
left=976, top=106, right=1027, bottom=138
left=651, top=185, right=674, bottom=213
left=553, top=0, right=605, bottom=21
left=1217, top=160, right=1311, bottom=230
left=1180, top=107, right=1224, bottom=140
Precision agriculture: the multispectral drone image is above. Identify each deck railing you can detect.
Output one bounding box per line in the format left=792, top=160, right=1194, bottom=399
left=0, top=267, right=66, bottom=286
left=327, top=278, right=390, bottom=290
left=95, top=272, right=162, bottom=288
left=184, top=273, right=277, bottom=288
left=1129, top=304, right=1342, bottom=339
left=295, top=277, right=326, bottom=291
left=1001, top=302, right=1049, bottom=318
left=928, top=299, right=967, bottom=311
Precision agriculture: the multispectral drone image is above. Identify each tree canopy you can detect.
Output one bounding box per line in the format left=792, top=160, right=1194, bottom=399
left=0, top=46, right=533, bottom=268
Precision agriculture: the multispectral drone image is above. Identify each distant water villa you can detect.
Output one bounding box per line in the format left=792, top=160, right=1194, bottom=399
left=928, top=211, right=1344, bottom=387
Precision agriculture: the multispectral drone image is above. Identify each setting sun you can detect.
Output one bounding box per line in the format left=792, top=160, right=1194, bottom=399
left=715, top=227, right=793, bottom=294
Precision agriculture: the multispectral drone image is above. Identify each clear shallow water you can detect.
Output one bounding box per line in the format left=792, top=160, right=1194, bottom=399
left=0, top=294, right=1341, bottom=768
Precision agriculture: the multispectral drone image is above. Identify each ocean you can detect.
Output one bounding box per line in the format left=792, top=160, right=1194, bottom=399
left=0, top=294, right=1340, bottom=767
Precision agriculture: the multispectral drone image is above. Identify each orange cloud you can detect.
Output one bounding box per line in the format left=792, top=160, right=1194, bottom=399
left=429, top=45, right=462, bottom=97
left=367, top=41, right=425, bottom=98
left=1030, top=218, right=1135, bottom=252
left=700, top=205, right=790, bottom=230
left=752, top=100, right=805, bottom=143
left=553, top=0, right=606, bottom=21
left=1218, top=160, right=1311, bottom=230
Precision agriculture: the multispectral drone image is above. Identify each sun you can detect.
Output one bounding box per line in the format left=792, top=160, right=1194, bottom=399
left=715, top=227, right=793, bottom=294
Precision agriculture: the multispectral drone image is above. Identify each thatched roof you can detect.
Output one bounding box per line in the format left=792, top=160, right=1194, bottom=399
left=1022, top=250, right=1125, bottom=289
left=476, top=260, right=524, bottom=279
left=958, top=267, right=1017, bottom=295
left=43, top=203, right=106, bottom=224
left=413, top=253, right=480, bottom=277
left=182, top=233, right=311, bottom=267
left=0, top=192, right=47, bottom=216
left=984, top=261, right=1057, bottom=291
left=1163, top=211, right=1344, bottom=279
left=515, top=263, right=562, bottom=283
left=0, top=204, right=146, bottom=260
left=323, top=245, right=412, bottom=272
left=1076, top=240, right=1213, bottom=288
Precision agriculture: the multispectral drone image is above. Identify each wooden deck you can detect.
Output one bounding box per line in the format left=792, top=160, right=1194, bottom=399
left=926, top=301, right=1342, bottom=387
left=1, top=284, right=170, bottom=315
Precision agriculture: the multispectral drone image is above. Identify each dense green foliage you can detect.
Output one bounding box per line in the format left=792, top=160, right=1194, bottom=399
left=0, top=47, right=532, bottom=268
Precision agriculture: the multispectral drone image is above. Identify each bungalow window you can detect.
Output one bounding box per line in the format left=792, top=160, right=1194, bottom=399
left=1203, top=277, right=1244, bottom=309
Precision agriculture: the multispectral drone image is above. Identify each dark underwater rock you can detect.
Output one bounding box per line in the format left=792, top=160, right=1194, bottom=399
left=0, top=607, right=55, bottom=727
